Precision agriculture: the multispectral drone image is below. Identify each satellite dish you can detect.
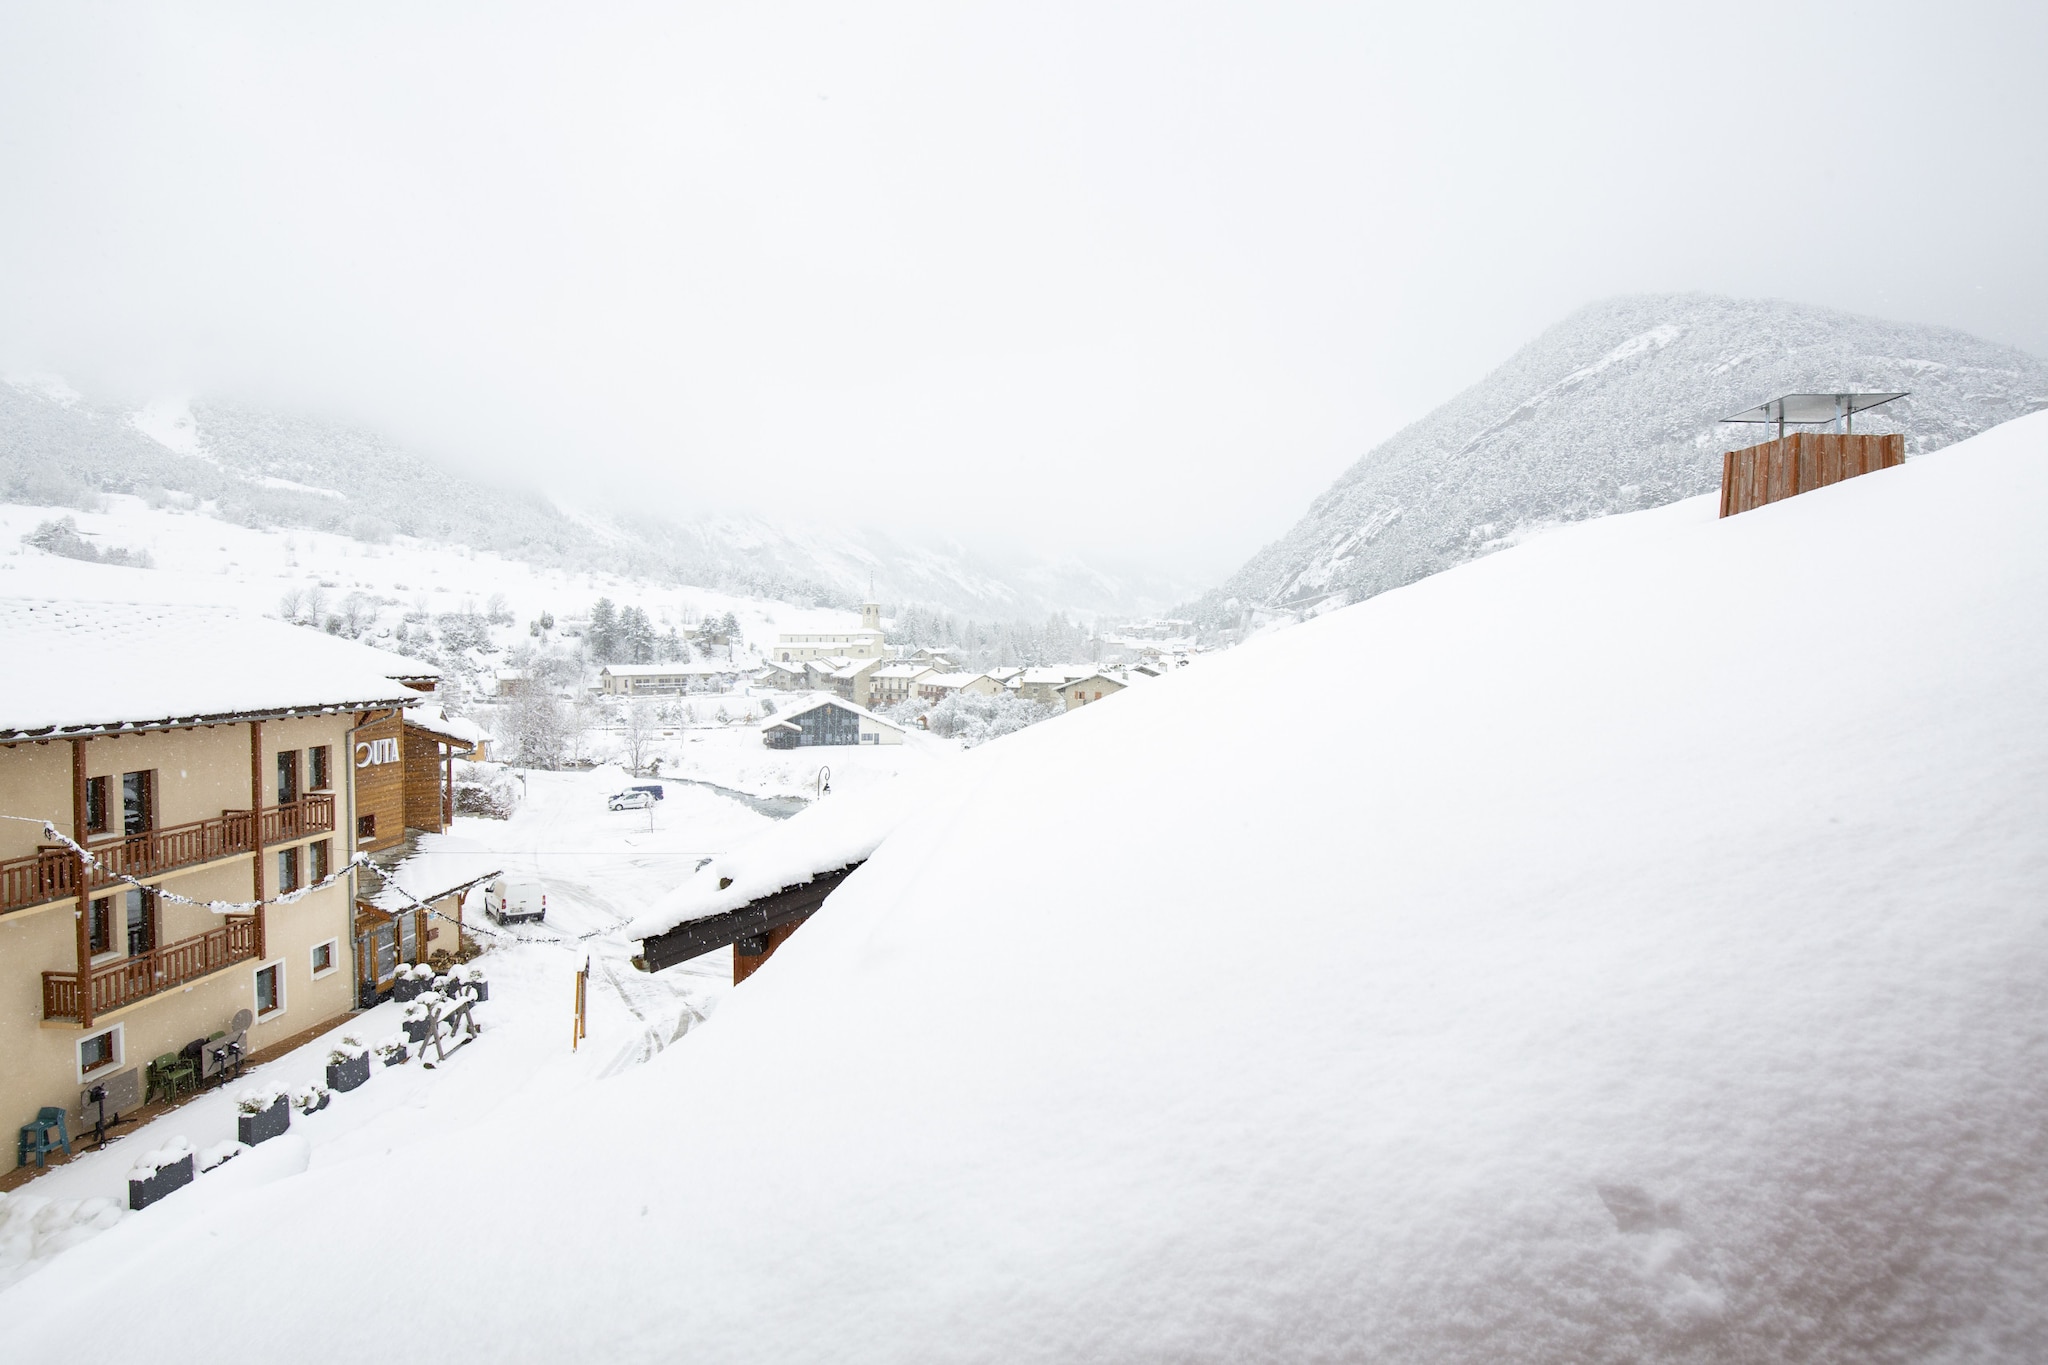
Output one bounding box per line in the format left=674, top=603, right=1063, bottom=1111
left=230, top=1009, right=254, bottom=1034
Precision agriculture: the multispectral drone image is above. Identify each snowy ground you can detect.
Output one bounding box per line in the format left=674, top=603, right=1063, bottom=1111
left=0, top=490, right=875, bottom=663
left=7, top=412, right=2045, bottom=1362
left=0, top=764, right=799, bottom=1290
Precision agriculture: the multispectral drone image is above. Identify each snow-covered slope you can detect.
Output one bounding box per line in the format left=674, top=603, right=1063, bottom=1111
left=0, top=381, right=1192, bottom=618
left=9, top=413, right=2048, bottom=1362
left=1199, top=293, right=2048, bottom=621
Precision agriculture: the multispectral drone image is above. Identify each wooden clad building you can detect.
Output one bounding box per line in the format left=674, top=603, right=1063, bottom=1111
left=0, top=600, right=429, bottom=1139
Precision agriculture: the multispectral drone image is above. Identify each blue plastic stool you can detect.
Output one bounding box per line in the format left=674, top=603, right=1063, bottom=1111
left=16, top=1107, right=70, bottom=1168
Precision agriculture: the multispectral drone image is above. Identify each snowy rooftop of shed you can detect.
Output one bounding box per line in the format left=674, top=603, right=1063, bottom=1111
left=627, top=762, right=950, bottom=941
left=0, top=598, right=430, bottom=740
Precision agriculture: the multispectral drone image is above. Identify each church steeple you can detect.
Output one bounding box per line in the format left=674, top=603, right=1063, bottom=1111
left=860, top=599, right=881, bottom=632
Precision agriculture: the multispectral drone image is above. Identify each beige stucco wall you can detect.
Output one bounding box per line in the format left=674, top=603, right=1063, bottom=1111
left=0, top=714, right=361, bottom=1134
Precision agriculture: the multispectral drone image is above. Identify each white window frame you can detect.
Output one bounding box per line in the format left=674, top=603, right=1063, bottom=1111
left=76, top=1022, right=125, bottom=1083
left=252, top=957, right=288, bottom=1021
left=309, top=937, right=341, bottom=981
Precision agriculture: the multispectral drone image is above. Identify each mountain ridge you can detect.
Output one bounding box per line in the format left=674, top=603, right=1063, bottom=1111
left=1193, top=293, right=2048, bottom=625
left=0, top=379, right=1193, bottom=620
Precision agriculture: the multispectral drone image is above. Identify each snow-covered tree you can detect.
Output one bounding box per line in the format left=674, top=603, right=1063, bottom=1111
left=619, top=699, right=658, bottom=776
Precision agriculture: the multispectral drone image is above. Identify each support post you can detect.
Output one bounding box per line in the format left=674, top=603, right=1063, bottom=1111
left=250, top=720, right=266, bottom=959
left=443, top=747, right=454, bottom=829
left=71, top=737, right=94, bottom=1029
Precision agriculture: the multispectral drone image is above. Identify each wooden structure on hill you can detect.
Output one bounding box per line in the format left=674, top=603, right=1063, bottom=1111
left=1720, top=392, right=1907, bottom=518
left=633, top=864, right=860, bottom=982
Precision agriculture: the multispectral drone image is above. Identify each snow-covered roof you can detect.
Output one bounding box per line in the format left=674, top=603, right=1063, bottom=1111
left=759, top=694, right=905, bottom=735
left=919, top=671, right=989, bottom=688
left=1017, top=665, right=1097, bottom=686
left=628, top=763, right=949, bottom=941
left=361, top=836, right=503, bottom=916
left=1056, top=673, right=1124, bottom=692
left=404, top=704, right=489, bottom=750
left=871, top=664, right=933, bottom=680
left=0, top=598, right=429, bottom=740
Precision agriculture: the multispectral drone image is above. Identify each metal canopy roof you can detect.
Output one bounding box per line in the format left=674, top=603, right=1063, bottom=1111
left=1722, top=392, right=1908, bottom=425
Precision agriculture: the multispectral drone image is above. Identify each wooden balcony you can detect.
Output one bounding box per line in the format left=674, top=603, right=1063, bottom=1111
left=42, top=915, right=260, bottom=1020
left=0, top=795, right=336, bottom=915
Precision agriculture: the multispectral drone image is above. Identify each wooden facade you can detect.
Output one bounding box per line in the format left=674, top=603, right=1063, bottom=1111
left=1720, top=432, right=1905, bottom=518
left=351, top=710, right=409, bottom=854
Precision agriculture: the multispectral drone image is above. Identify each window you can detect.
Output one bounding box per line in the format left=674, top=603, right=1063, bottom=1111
left=87, top=896, right=114, bottom=955
left=122, top=770, right=154, bottom=835
left=277, top=846, right=300, bottom=894
left=125, top=888, right=157, bottom=957
left=254, top=961, right=284, bottom=1017
left=79, top=1027, right=120, bottom=1078
left=309, top=838, right=331, bottom=883
left=84, top=775, right=110, bottom=835
left=309, top=938, right=338, bottom=979
left=277, top=749, right=299, bottom=805
left=357, top=813, right=376, bottom=842
left=308, top=745, right=330, bottom=791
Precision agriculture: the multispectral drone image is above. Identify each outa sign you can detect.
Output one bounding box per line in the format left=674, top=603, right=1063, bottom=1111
left=355, top=737, right=401, bottom=768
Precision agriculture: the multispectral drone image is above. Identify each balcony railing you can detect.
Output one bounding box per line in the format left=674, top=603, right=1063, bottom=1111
left=0, top=795, right=336, bottom=915
left=258, top=792, right=335, bottom=846
left=43, top=914, right=260, bottom=1020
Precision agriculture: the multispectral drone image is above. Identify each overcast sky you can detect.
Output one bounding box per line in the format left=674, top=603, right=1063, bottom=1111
left=2, top=2, right=2043, bottom=583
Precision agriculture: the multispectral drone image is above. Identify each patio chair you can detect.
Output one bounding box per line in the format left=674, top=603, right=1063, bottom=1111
left=148, top=1052, right=197, bottom=1105
left=16, top=1107, right=70, bottom=1169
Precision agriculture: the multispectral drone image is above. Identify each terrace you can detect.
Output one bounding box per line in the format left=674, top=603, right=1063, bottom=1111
left=42, top=915, right=260, bottom=1021
left=0, top=794, right=335, bottom=916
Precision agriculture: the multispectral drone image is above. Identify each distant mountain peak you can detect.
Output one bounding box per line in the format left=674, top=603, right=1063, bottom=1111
left=1197, top=292, right=2048, bottom=623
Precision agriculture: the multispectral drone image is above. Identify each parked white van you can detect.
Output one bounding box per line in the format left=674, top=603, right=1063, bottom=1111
left=486, top=875, right=546, bottom=925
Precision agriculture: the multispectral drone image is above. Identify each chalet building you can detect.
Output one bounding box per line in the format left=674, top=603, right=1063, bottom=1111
left=1014, top=666, right=1099, bottom=706
left=755, top=659, right=806, bottom=690
left=597, top=662, right=741, bottom=697
left=761, top=696, right=906, bottom=748
left=0, top=600, right=428, bottom=1139
left=906, top=647, right=962, bottom=671
left=774, top=601, right=887, bottom=665
left=867, top=664, right=934, bottom=709
left=1059, top=673, right=1128, bottom=709
left=916, top=672, right=1005, bottom=704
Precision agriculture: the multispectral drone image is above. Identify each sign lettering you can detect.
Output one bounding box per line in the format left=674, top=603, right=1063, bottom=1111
left=354, top=738, right=401, bottom=768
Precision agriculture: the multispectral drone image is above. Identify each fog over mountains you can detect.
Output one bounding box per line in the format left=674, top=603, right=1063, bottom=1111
left=0, top=379, right=1195, bottom=621
left=1193, top=294, right=2048, bottom=625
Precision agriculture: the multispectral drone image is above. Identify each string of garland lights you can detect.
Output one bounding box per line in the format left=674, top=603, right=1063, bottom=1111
left=2, top=815, right=633, bottom=946
left=0, top=813, right=369, bottom=912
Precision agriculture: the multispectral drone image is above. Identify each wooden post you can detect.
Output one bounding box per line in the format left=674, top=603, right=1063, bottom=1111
left=71, top=737, right=94, bottom=1029
left=250, top=720, right=266, bottom=959
left=443, top=747, right=454, bottom=830
left=571, top=957, right=588, bottom=1051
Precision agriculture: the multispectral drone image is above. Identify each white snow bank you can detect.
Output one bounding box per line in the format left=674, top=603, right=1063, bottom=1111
left=8, top=412, right=2048, bottom=1362
left=627, top=762, right=963, bottom=940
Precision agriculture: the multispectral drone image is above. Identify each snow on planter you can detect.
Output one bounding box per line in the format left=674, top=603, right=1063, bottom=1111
left=11, top=412, right=2048, bottom=1362
left=234, top=1088, right=291, bottom=1146
left=326, top=1036, right=371, bottom=1093
left=126, top=1137, right=196, bottom=1211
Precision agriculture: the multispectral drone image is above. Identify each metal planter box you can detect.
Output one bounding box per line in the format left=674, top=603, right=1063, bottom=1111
left=402, top=1017, right=433, bottom=1044
left=128, top=1153, right=194, bottom=1211
left=327, top=1052, right=371, bottom=1093
left=391, top=975, right=424, bottom=1003
left=237, top=1098, right=291, bottom=1147
left=464, top=979, right=488, bottom=1004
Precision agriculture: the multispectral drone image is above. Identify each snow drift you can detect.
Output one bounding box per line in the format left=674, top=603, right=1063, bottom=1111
left=8, top=414, right=2048, bottom=1363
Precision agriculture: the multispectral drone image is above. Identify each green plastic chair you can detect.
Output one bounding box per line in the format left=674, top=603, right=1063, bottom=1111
left=148, top=1052, right=197, bottom=1105
left=16, top=1107, right=70, bottom=1168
